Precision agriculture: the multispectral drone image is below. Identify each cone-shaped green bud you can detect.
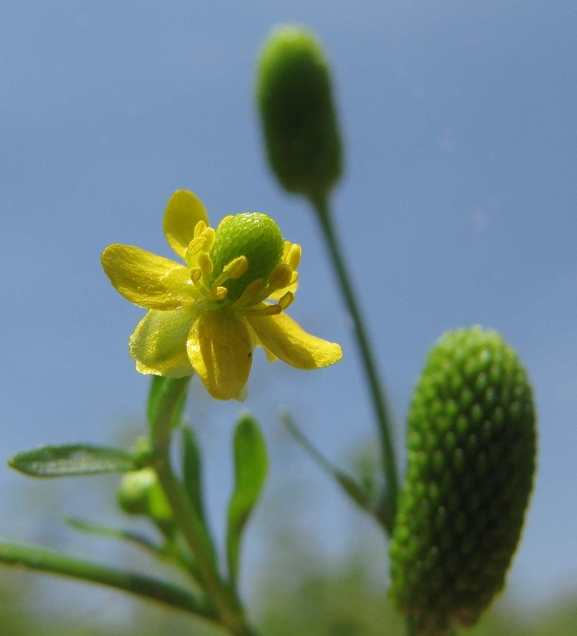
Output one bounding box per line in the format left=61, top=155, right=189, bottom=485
left=257, top=25, right=342, bottom=200
left=389, top=326, right=537, bottom=635
left=209, top=212, right=284, bottom=303
left=117, top=468, right=173, bottom=533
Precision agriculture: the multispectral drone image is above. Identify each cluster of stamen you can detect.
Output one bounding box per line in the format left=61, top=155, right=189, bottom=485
left=186, top=219, right=301, bottom=316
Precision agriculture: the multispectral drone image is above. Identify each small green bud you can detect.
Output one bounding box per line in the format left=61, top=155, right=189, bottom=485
left=117, top=469, right=156, bottom=516
left=257, top=25, right=342, bottom=200
left=117, top=469, right=173, bottom=533
left=132, top=436, right=154, bottom=467
left=389, top=327, right=537, bottom=635
left=210, top=212, right=284, bottom=302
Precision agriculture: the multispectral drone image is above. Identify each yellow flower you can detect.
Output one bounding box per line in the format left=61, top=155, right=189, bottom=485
left=102, top=190, right=343, bottom=400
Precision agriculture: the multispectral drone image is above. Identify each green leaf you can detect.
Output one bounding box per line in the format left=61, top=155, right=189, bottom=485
left=0, top=540, right=217, bottom=621
left=65, top=516, right=162, bottom=555
left=226, top=414, right=268, bottom=588
left=65, top=516, right=202, bottom=582
left=282, top=412, right=372, bottom=511
left=8, top=444, right=137, bottom=478
left=182, top=427, right=207, bottom=525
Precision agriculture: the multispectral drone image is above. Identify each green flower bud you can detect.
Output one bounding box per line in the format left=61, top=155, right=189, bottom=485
left=256, top=25, right=343, bottom=200
left=117, top=469, right=156, bottom=516
left=389, top=327, right=537, bottom=635
left=210, top=212, right=284, bottom=303
left=117, top=469, right=173, bottom=533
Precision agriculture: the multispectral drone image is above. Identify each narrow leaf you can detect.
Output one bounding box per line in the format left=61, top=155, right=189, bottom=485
left=66, top=516, right=203, bottom=582
left=0, top=540, right=217, bottom=621
left=65, top=516, right=162, bottom=555
left=226, top=414, right=268, bottom=588
left=8, top=445, right=137, bottom=478
left=182, top=427, right=207, bottom=525
left=282, top=412, right=372, bottom=511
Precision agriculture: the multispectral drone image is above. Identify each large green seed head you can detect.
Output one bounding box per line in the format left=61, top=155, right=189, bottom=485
left=257, top=25, right=343, bottom=199
left=389, top=326, right=537, bottom=635
left=210, top=212, right=284, bottom=303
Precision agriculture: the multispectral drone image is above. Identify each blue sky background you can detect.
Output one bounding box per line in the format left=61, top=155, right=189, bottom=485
left=1, top=0, right=576, bottom=624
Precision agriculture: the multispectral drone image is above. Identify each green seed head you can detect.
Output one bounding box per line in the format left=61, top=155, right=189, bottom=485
left=257, top=25, right=343, bottom=199
left=210, top=212, right=284, bottom=303
left=389, top=326, right=537, bottom=635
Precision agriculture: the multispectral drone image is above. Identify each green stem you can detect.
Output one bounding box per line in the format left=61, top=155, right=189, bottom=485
left=0, top=540, right=217, bottom=621
left=406, top=615, right=417, bottom=636
left=149, top=377, right=257, bottom=636
left=311, top=193, right=398, bottom=533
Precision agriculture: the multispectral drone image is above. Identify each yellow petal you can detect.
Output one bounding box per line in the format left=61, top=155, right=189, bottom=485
left=129, top=307, right=198, bottom=377
left=102, top=244, right=195, bottom=309
left=247, top=312, right=342, bottom=370
left=245, top=321, right=278, bottom=363
left=187, top=309, right=252, bottom=400
left=163, top=190, right=209, bottom=259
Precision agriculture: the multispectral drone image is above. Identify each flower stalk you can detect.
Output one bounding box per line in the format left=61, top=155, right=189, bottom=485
left=311, top=193, right=399, bottom=533
left=148, top=376, right=258, bottom=636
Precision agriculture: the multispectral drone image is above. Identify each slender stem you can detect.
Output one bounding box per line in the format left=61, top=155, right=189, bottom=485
left=0, top=540, right=217, bottom=622
left=406, top=615, right=417, bottom=636
left=149, top=377, right=257, bottom=636
left=310, top=194, right=399, bottom=532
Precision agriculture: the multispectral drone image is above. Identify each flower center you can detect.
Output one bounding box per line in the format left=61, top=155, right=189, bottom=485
left=209, top=213, right=284, bottom=303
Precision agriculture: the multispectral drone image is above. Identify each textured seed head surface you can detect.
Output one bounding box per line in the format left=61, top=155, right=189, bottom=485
left=389, top=326, right=537, bottom=636
left=257, top=25, right=342, bottom=198
left=209, top=213, right=284, bottom=303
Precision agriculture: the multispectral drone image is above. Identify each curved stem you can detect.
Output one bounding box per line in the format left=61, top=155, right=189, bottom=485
left=149, top=377, right=257, bottom=636
left=310, top=194, right=399, bottom=532
left=0, top=540, right=217, bottom=621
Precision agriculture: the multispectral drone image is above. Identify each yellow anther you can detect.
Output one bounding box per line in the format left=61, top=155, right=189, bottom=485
left=217, top=215, right=233, bottom=230
left=287, top=244, right=302, bottom=270
left=206, top=287, right=228, bottom=300
left=193, top=220, right=207, bottom=238
left=244, top=303, right=283, bottom=317
left=268, top=263, right=292, bottom=291
left=290, top=271, right=299, bottom=285
left=198, top=253, right=213, bottom=278
left=278, top=291, right=294, bottom=310
left=190, top=268, right=202, bottom=282
left=226, top=255, right=249, bottom=279
left=185, top=236, right=208, bottom=267
left=200, top=226, right=216, bottom=252
left=214, top=256, right=248, bottom=286
left=232, top=279, right=263, bottom=309
left=282, top=240, right=292, bottom=261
